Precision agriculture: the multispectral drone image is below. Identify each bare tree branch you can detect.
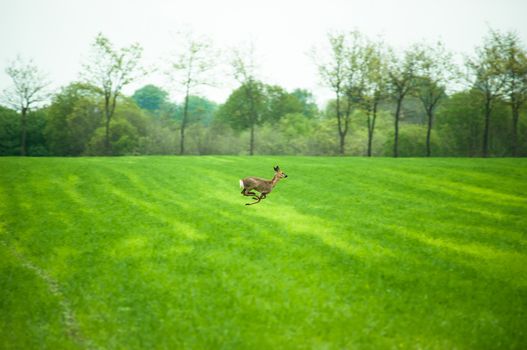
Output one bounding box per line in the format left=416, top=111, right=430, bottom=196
left=1, top=56, right=50, bottom=155
left=165, top=30, right=217, bottom=155
left=80, top=33, right=144, bottom=155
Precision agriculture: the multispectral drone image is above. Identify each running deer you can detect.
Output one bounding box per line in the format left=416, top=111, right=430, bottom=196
left=240, top=166, right=288, bottom=205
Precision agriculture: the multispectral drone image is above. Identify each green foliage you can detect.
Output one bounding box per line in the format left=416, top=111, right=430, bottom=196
left=2, top=29, right=527, bottom=158
left=0, top=106, right=48, bottom=156
left=4, top=84, right=526, bottom=157
left=1, top=157, right=526, bottom=348
left=45, top=83, right=102, bottom=156
left=310, top=118, right=339, bottom=155
left=291, top=89, right=319, bottom=118
left=216, top=85, right=319, bottom=154
left=216, top=81, right=267, bottom=131
left=81, top=33, right=144, bottom=155
left=217, top=83, right=308, bottom=132
left=172, top=95, right=218, bottom=125
left=196, top=121, right=246, bottom=155
left=0, top=106, right=19, bottom=155
left=86, top=100, right=148, bottom=156
left=263, top=85, right=304, bottom=123
left=132, top=85, right=169, bottom=112
left=395, top=124, right=432, bottom=157
left=25, top=109, right=49, bottom=156
left=435, top=91, right=483, bottom=156
left=435, top=91, right=509, bottom=156
left=139, top=119, right=178, bottom=155
left=259, top=113, right=314, bottom=155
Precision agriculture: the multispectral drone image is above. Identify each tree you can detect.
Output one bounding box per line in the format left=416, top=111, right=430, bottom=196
left=230, top=44, right=263, bottom=155
left=262, top=85, right=304, bottom=122
left=387, top=47, right=419, bottom=157
left=87, top=98, right=148, bottom=156
left=217, top=81, right=263, bottom=134
left=216, top=82, right=301, bottom=154
left=261, top=112, right=315, bottom=155
left=435, top=91, right=511, bottom=156
left=316, top=33, right=388, bottom=156
left=81, top=33, right=143, bottom=155
left=44, top=83, right=101, bottom=156
left=315, top=33, right=348, bottom=155
left=291, top=89, right=318, bottom=119
left=174, top=96, right=218, bottom=126
left=467, top=31, right=507, bottom=157
left=491, top=30, right=527, bottom=156
left=341, top=31, right=372, bottom=156
left=412, top=42, right=456, bottom=156
left=2, top=56, right=50, bottom=156
left=166, top=31, right=216, bottom=155
left=132, top=84, right=169, bottom=112
left=216, top=81, right=266, bottom=154
left=44, top=83, right=102, bottom=156
left=0, top=106, right=20, bottom=155
left=360, top=39, right=388, bottom=157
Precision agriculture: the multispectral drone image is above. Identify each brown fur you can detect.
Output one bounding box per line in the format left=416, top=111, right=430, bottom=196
left=240, top=166, right=287, bottom=205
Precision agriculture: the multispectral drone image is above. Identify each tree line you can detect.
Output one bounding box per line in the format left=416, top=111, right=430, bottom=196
left=1, top=29, right=526, bottom=157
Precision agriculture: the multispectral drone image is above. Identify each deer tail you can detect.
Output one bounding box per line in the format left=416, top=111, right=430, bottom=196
left=239, top=179, right=244, bottom=189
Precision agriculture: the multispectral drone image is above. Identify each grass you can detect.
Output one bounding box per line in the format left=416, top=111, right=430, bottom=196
left=0, top=156, right=526, bottom=349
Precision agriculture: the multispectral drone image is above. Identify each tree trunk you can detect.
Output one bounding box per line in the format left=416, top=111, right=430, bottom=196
left=426, top=109, right=433, bottom=157
left=104, top=95, right=111, bottom=156
left=367, top=101, right=378, bottom=157
left=393, top=98, right=403, bottom=158
left=249, top=123, right=255, bottom=156
left=180, top=92, right=190, bottom=155
left=482, top=98, right=491, bottom=158
left=20, top=107, right=28, bottom=156
left=335, top=92, right=345, bottom=156
left=511, top=105, right=519, bottom=157
left=104, top=115, right=111, bottom=155
left=179, top=123, right=186, bottom=155
left=367, top=116, right=373, bottom=157
left=339, top=132, right=345, bottom=155
left=244, top=83, right=257, bottom=156
left=339, top=95, right=352, bottom=156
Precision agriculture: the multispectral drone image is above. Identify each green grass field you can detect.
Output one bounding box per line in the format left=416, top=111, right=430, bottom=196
left=1, top=156, right=526, bottom=349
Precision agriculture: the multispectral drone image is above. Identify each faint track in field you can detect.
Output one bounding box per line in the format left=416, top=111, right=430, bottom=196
left=1, top=240, right=97, bottom=350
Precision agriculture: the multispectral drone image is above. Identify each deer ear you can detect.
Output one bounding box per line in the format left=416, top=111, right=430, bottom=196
left=274, top=166, right=280, bottom=171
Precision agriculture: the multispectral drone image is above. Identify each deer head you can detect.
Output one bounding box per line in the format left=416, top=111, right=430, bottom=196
left=273, top=165, right=288, bottom=179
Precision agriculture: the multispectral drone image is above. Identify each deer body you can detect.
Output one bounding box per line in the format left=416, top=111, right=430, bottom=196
left=240, top=166, right=287, bottom=205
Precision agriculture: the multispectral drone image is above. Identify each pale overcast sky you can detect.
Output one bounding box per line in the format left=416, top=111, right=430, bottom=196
left=1, top=0, right=526, bottom=105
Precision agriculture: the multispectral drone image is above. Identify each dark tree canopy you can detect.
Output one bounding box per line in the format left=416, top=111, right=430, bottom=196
left=132, top=85, right=169, bottom=112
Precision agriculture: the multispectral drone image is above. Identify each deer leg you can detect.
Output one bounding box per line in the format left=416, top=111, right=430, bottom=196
left=246, top=194, right=264, bottom=205
left=241, top=187, right=260, bottom=200
left=246, top=193, right=268, bottom=206
left=241, top=188, right=256, bottom=197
